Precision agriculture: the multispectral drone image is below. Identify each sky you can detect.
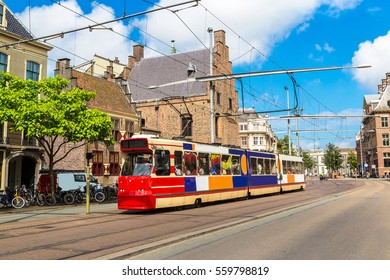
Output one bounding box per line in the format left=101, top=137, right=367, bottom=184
left=4, top=0, right=390, bottom=151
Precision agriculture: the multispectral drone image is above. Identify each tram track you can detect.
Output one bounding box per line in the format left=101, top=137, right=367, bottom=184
left=0, top=178, right=367, bottom=259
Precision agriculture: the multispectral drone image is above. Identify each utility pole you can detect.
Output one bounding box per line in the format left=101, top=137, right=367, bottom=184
left=285, top=86, right=291, bottom=155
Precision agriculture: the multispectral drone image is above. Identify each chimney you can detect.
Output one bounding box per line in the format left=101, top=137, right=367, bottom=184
left=133, top=45, right=144, bottom=62
left=214, top=30, right=226, bottom=45
left=54, top=58, right=72, bottom=79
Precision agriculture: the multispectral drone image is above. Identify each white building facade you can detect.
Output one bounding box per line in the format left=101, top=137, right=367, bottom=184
left=239, top=108, right=277, bottom=152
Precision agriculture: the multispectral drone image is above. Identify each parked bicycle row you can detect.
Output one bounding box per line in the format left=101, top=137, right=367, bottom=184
left=0, top=184, right=117, bottom=209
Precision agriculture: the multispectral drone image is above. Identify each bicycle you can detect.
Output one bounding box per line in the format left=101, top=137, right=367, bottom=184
left=1, top=186, right=26, bottom=209
left=20, top=184, right=33, bottom=207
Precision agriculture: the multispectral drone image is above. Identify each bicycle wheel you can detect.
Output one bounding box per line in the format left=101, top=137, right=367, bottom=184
left=11, top=197, right=25, bottom=209
left=36, top=195, right=45, bottom=206
left=63, top=193, right=75, bottom=205
left=74, top=192, right=84, bottom=203
left=94, top=192, right=105, bottom=203
left=45, top=194, right=56, bottom=206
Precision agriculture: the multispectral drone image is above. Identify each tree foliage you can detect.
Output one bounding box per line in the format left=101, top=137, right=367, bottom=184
left=302, top=151, right=317, bottom=171
left=0, top=72, right=114, bottom=193
left=347, top=151, right=358, bottom=171
left=277, top=135, right=296, bottom=156
left=323, top=143, right=343, bottom=174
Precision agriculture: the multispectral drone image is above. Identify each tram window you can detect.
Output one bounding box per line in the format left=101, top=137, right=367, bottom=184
left=222, top=155, right=232, bottom=174
left=270, top=159, right=277, bottom=175
left=283, top=160, right=288, bottom=174
left=250, top=157, right=257, bottom=175
left=257, top=158, right=264, bottom=174
left=287, top=161, right=293, bottom=174
left=297, top=162, right=303, bottom=174
left=264, top=158, right=270, bottom=174
left=211, top=154, right=221, bottom=175
left=198, top=153, right=210, bottom=175
left=155, top=150, right=170, bottom=176
left=174, top=151, right=183, bottom=176
left=183, top=152, right=197, bottom=175
left=132, top=154, right=153, bottom=176
left=231, top=155, right=240, bottom=175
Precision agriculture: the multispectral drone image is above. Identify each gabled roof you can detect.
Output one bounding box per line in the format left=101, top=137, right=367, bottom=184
left=128, top=49, right=209, bottom=102
left=4, top=7, right=34, bottom=39
left=373, top=85, right=390, bottom=111
left=71, top=70, right=138, bottom=118
left=364, top=86, right=390, bottom=113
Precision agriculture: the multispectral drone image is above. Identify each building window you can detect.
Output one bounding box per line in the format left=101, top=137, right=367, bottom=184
left=0, top=52, right=7, bottom=72
left=216, top=92, right=221, bottom=105
left=382, top=117, right=388, bottom=128
left=112, top=118, right=121, bottom=141
left=228, top=98, right=233, bottom=110
left=92, top=150, right=104, bottom=176
left=0, top=4, right=4, bottom=25
left=384, top=159, right=390, bottom=167
left=240, top=124, right=248, bottom=131
left=26, top=61, right=40, bottom=81
left=253, top=137, right=259, bottom=145
left=181, top=115, right=192, bottom=137
left=241, top=137, right=247, bottom=146
left=259, top=137, right=264, bottom=145
left=383, top=134, right=389, bottom=146
left=253, top=123, right=260, bottom=130
left=125, top=120, right=134, bottom=139
left=109, top=152, right=120, bottom=176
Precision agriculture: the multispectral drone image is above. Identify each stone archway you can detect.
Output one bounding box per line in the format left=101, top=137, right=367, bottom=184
left=5, top=151, right=42, bottom=191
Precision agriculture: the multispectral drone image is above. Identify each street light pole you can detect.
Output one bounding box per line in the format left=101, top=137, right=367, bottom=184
left=360, top=126, right=364, bottom=177
left=285, top=86, right=291, bottom=155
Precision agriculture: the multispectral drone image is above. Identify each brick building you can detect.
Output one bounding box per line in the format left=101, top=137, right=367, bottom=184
left=359, top=72, right=390, bottom=177
left=126, top=30, right=240, bottom=146
left=0, top=1, right=52, bottom=191
left=53, top=58, right=140, bottom=186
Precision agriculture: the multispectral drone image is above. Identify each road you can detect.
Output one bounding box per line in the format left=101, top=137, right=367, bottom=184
left=0, top=177, right=386, bottom=260
left=130, top=179, right=390, bottom=260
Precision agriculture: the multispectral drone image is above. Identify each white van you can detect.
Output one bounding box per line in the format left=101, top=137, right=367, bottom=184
left=57, top=173, right=101, bottom=192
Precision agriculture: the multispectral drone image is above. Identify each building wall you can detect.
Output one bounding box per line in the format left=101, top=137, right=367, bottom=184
left=0, top=2, right=52, bottom=191
left=133, top=30, right=240, bottom=146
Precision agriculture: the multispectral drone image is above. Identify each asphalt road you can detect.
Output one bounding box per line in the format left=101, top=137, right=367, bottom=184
left=0, top=177, right=383, bottom=260
left=130, top=179, right=390, bottom=260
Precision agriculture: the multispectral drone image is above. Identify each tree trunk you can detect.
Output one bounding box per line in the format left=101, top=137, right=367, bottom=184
left=49, top=155, right=55, bottom=195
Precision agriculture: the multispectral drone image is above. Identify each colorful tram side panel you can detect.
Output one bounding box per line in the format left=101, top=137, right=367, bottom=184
left=277, top=154, right=306, bottom=192
left=117, top=136, right=306, bottom=210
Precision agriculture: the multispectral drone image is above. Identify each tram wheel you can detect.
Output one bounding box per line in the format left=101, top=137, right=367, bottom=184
left=194, top=198, right=202, bottom=208
left=175, top=206, right=184, bottom=211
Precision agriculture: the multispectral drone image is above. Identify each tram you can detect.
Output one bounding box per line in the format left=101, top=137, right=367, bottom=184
left=117, top=136, right=306, bottom=210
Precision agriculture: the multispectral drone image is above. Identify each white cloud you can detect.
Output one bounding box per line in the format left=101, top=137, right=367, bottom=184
left=323, top=43, right=335, bottom=53
left=351, top=30, right=390, bottom=91
left=14, top=0, right=362, bottom=76
left=15, top=0, right=133, bottom=75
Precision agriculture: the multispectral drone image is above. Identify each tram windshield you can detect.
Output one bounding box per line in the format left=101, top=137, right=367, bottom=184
left=121, top=153, right=153, bottom=176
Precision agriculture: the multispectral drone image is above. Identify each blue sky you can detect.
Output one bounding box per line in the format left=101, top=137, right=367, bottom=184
left=5, top=0, right=390, bottom=150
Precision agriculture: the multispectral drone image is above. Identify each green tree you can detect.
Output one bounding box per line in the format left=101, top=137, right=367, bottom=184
left=277, top=135, right=296, bottom=156
left=0, top=72, right=113, bottom=193
left=302, top=151, right=317, bottom=172
left=323, top=143, right=343, bottom=176
left=347, top=151, right=358, bottom=173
